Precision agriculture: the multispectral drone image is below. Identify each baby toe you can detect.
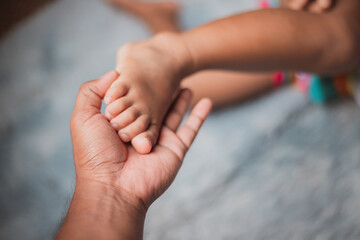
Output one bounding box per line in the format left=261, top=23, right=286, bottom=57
left=105, top=97, right=131, bottom=120
left=110, top=107, right=140, bottom=132
left=118, top=115, right=150, bottom=143
left=104, top=80, right=128, bottom=104
left=131, top=123, right=160, bottom=154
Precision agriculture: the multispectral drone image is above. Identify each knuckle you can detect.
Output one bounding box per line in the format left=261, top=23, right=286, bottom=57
left=79, top=82, right=90, bottom=92
left=79, top=81, right=98, bottom=97
left=185, top=124, right=197, bottom=135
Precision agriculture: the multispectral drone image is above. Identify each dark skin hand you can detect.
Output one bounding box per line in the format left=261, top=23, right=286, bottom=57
left=57, top=70, right=212, bottom=240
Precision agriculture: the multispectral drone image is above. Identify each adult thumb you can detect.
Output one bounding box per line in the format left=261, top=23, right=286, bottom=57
left=73, top=71, right=119, bottom=119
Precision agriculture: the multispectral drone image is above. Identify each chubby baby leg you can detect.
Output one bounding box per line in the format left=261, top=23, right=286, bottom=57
left=182, top=71, right=274, bottom=108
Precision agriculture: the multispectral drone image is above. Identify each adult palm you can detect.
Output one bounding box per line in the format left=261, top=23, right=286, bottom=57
left=70, top=71, right=211, bottom=209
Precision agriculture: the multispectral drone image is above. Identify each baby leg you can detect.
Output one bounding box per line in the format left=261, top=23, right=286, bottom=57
left=104, top=0, right=180, bottom=33
left=182, top=71, right=274, bottom=108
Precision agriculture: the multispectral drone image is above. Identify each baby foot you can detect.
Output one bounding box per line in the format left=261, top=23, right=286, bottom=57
left=104, top=32, right=192, bottom=154
left=104, top=74, right=176, bottom=154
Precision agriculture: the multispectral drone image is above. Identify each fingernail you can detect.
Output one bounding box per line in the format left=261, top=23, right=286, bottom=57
left=111, top=123, right=119, bottom=131
left=120, top=133, right=130, bottom=142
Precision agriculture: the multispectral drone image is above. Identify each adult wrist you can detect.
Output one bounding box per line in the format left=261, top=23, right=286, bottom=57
left=73, top=179, right=147, bottom=219
left=58, top=179, right=146, bottom=240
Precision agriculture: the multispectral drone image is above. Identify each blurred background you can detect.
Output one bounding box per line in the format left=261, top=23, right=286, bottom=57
left=1, top=0, right=360, bottom=239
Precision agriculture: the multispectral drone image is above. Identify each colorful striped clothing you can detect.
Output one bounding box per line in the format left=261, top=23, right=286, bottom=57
left=260, top=0, right=360, bottom=105
left=273, top=71, right=360, bottom=105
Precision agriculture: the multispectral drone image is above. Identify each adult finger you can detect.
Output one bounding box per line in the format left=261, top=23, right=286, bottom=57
left=73, top=71, right=119, bottom=119
left=176, top=98, right=212, bottom=149
left=164, top=89, right=192, bottom=131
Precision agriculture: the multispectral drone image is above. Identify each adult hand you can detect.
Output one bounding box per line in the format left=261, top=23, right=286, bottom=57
left=71, top=70, right=211, bottom=208
left=57, top=71, right=212, bottom=239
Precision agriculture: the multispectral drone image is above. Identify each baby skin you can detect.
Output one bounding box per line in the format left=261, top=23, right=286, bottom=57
left=104, top=35, right=191, bottom=154
left=105, top=0, right=359, bottom=154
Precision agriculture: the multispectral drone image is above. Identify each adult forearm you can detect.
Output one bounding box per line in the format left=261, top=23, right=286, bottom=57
left=56, top=180, right=146, bottom=240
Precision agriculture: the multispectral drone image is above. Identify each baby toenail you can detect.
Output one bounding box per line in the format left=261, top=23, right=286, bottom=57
left=120, top=133, right=130, bottom=142
left=111, top=123, right=119, bottom=131
left=105, top=112, right=113, bottom=119
left=104, top=96, right=112, bottom=104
